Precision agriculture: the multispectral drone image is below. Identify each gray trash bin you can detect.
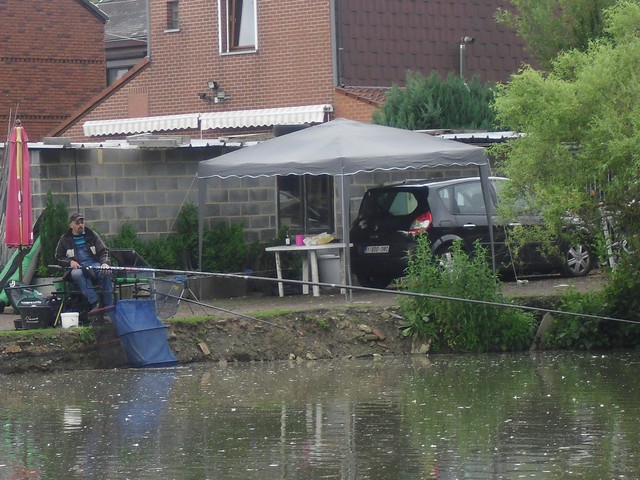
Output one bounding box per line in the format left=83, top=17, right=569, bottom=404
left=317, top=254, right=341, bottom=285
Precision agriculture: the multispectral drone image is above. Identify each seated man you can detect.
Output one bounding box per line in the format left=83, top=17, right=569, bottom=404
left=55, top=212, right=114, bottom=310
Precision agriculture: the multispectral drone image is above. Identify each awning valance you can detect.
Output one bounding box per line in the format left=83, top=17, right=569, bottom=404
left=83, top=113, right=200, bottom=136
left=200, top=104, right=332, bottom=130
left=82, top=105, right=332, bottom=137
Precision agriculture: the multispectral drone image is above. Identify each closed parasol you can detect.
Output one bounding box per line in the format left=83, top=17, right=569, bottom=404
left=5, top=120, right=34, bottom=249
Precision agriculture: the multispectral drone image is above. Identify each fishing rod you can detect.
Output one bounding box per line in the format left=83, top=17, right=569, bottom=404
left=157, top=291, right=287, bottom=329
left=48, top=265, right=286, bottom=329
left=50, top=264, right=639, bottom=326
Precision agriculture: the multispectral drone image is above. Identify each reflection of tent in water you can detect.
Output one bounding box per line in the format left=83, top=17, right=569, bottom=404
left=117, top=370, right=176, bottom=437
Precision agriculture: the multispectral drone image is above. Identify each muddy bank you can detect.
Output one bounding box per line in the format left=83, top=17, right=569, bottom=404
left=0, top=294, right=562, bottom=375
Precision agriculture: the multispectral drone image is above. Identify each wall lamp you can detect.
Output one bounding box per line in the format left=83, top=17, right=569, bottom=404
left=459, top=36, right=474, bottom=79
left=197, top=80, right=229, bottom=104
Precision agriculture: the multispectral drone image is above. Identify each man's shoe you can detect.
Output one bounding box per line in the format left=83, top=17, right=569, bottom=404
left=89, top=300, right=101, bottom=311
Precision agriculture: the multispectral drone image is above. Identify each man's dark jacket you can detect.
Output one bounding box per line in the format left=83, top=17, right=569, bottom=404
left=55, top=226, right=111, bottom=269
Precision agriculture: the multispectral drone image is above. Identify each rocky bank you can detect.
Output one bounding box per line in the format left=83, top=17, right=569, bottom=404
left=0, top=287, right=575, bottom=375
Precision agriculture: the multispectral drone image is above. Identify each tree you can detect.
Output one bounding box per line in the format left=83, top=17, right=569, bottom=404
left=492, top=0, right=640, bottom=318
left=496, top=0, right=617, bottom=69
left=373, top=71, right=496, bottom=131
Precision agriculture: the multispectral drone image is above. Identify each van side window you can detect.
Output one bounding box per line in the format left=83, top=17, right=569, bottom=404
left=453, top=181, right=486, bottom=215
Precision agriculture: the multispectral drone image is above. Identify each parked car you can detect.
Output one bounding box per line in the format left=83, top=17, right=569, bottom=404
left=350, top=176, right=595, bottom=288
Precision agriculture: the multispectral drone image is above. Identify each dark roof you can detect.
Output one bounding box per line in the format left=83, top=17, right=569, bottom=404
left=97, top=0, right=147, bottom=43
left=338, top=0, right=536, bottom=86
left=336, top=86, right=390, bottom=105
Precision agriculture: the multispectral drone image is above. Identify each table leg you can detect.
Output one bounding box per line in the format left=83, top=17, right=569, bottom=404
left=310, top=251, right=320, bottom=297
left=302, top=254, right=310, bottom=295
left=274, top=252, right=284, bottom=297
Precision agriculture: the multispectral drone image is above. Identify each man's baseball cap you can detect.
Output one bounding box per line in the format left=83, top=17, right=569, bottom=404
left=69, top=212, right=84, bottom=223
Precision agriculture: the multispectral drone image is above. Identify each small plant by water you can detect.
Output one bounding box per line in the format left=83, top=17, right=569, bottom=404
left=398, top=237, right=535, bottom=352
left=315, top=318, right=331, bottom=330
left=545, top=253, right=640, bottom=350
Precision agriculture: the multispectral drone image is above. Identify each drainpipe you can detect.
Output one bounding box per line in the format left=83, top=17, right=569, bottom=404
left=459, top=36, right=474, bottom=79
left=146, top=0, right=151, bottom=58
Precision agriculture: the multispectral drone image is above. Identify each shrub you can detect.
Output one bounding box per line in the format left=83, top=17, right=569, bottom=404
left=373, top=70, right=497, bottom=130
left=140, top=236, right=178, bottom=270
left=36, top=192, right=69, bottom=276
left=398, top=237, right=535, bottom=352
left=174, top=201, right=199, bottom=269
left=108, top=222, right=145, bottom=253
left=105, top=204, right=296, bottom=276
left=546, top=254, right=640, bottom=349
left=202, top=222, right=249, bottom=273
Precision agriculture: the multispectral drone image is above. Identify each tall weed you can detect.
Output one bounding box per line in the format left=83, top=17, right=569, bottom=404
left=399, top=237, right=535, bottom=352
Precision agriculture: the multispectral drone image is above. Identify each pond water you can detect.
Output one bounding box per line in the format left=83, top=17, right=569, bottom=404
left=2, top=352, right=640, bottom=479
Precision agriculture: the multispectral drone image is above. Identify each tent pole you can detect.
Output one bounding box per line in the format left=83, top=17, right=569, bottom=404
left=198, top=176, right=206, bottom=271
left=479, top=164, right=496, bottom=276
left=340, top=173, right=353, bottom=301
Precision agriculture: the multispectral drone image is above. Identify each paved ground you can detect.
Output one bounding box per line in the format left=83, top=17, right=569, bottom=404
left=0, top=271, right=607, bottom=331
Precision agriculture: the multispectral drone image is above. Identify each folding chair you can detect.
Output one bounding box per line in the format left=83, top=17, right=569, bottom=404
left=110, top=249, right=153, bottom=300
left=151, top=275, right=207, bottom=319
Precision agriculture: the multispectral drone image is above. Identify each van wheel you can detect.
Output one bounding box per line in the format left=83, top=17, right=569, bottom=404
left=434, top=244, right=459, bottom=271
left=356, top=274, right=392, bottom=289
left=562, top=243, right=594, bottom=277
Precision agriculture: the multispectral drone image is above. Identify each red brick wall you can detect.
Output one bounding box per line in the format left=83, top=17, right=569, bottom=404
left=334, top=91, right=380, bottom=123
left=67, top=0, right=336, bottom=141
left=0, top=0, right=106, bottom=141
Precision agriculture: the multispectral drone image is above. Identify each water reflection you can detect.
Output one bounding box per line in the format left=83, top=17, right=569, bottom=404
left=1, top=353, right=640, bottom=478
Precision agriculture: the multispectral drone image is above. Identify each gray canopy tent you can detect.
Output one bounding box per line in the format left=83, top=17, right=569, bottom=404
left=197, top=118, right=494, bottom=291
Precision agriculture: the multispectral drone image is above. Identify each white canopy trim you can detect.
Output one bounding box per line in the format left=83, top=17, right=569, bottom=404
left=200, top=104, right=332, bottom=130
left=83, top=113, right=200, bottom=136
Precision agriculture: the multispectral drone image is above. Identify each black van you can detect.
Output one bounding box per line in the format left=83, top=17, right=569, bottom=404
left=349, top=176, right=594, bottom=288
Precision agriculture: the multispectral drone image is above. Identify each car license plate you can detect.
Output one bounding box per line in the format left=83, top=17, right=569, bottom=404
left=364, top=245, right=390, bottom=254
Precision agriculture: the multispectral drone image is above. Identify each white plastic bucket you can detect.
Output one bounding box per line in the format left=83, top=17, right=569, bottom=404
left=60, top=312, right=79, bottom=329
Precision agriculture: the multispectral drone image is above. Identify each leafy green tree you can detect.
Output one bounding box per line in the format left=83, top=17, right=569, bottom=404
left=373, top=71, right=497, bottom=130
left=496, top=0, right=616, bottom=69
left=492, top=0, right=640, bottom=318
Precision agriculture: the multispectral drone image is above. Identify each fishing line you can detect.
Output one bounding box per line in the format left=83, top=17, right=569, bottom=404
left=158, top=291, right=287, bottom=329
left=66, top=264, right=638, bottom=326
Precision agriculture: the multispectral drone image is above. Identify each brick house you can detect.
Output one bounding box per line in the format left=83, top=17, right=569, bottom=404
left=54, top=0, right=534, bottom=142
left=18, top=1, right=534, bottom=248
left=0, top=0, right=107, bottom=141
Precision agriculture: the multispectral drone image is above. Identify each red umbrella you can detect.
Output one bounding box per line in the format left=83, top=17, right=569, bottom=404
left=5, top=121, right=34, bottom=249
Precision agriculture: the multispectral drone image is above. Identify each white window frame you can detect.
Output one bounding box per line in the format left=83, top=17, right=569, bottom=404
left=165, top=0, right=180, bottom=32
left=218, top=0, right=258, bottom=55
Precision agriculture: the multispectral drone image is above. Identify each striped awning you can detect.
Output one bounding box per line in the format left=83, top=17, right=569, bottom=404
left=200, top=104, right=332, bottom=130
left=83, top=113, right=200, bottom=136
left=82, top=105, right=332, bottom=137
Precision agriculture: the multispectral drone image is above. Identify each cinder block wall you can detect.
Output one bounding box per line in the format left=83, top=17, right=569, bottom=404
left=28, top=146, right=280, bottom=243
left=20, top=146, right=479, bottom=246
